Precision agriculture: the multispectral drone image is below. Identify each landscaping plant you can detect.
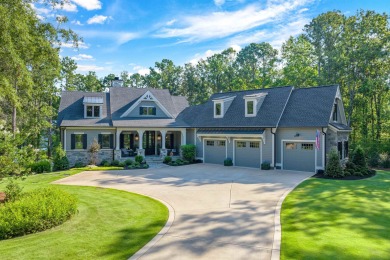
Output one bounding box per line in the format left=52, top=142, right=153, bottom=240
left=30, top=160, right=51, bottom=174
left=4, top=179, right=23, bottom=203
left=88, top=138, right=100, bottom=165
left=180, top=145, right=196, bottom=163
left=163, top=156, right=172, bottom=164
left=53, top=144, right=69, bottom=171
left=325, top=149, right=344, bottom=178
left=261, top=161, right=271, bottom=170
left=224, top=158, right=233, bottom=166
left=135, top=155, right=144, bottom=164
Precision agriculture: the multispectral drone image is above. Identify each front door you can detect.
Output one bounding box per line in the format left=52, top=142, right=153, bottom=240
left=143, top=131, right=156, bottom=155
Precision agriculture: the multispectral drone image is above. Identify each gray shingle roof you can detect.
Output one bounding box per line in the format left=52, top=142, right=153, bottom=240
left=189, top=86, right=293, bottom=127
left=330, top=122, right=352, bottom=131
left=278, top=85, right=338, bottom=127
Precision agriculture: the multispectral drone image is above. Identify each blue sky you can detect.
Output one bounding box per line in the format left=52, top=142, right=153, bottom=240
left=33, top=0, right=389, bottom=78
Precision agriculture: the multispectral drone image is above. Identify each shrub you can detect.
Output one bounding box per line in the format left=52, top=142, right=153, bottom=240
left=135, top=155, right=144, bottom=164
left=261, top=161, right=271, bottom=170
left=194, top=159, right=203, bottom=164
left=163, top=156, right=172, bottom=164
left=183, top=160, right=190, bottom=165
left=325, top=149, right=344, bottom=178
left=368, top=151, right=380, bottom=167
left=119, top=162, right=126, bottom=167
left=88, top=138, right=100, bottom=165
left=224, top=158, right=233, bottom=166
left=74, top=161, right=84, bottom=168
left=100, top=160, right=110, bottom=167
left=379, top=153, right=390, bottom=168
left=141, top=164, right=149, bottom=169
left=181, top=144, right=196, bottom=162
left=352, top=146, right=367, bottom=168
left=30, top=160, right=52, bottom=174
left=111, top=160, right=120, bottom=166
left=52, top=144, right=69, bottom=171
left=0, top=187, right=77, bottom=240
left=4, top=179, right=23, bottom=203
left=124, top=159, right=134, bottom=166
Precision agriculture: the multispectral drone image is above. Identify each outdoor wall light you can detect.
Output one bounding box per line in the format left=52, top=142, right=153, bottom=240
left=294, top=133, right=300, bottom=137
left=135, top=135, right=139, bottom=141
left=157, top=135, right=161, bottom=141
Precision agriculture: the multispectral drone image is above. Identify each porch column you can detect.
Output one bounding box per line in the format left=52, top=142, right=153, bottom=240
left=137, top=130, right=144, bottom=149
left=116, top=129, right=121, bottom=150
left=161, top=130, right=167, bottom=149
left=181, top=129, right=186, bottom=146
left=63, top=128, right=67, bottom=151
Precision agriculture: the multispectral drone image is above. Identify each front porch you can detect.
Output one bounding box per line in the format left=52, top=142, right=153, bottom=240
left=114, top=128, right=186, bottom=160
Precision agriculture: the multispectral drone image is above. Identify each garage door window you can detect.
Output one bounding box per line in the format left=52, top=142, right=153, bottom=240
left=206, top=140, right=214, bottom=146
left=217, top=140, right=226, bottom=146
left=250, top=142, right=259, bottom=148
left=286, top=143, right=296, bottom=149
left=237, top=141, right=246, bottom=147
left=301, top=143, right=314, bottom=150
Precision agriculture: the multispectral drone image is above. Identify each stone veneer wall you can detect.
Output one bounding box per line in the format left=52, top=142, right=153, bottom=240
left=326, top=128, right=349, bottom=163
left=67, top=150, right=114, bottom=166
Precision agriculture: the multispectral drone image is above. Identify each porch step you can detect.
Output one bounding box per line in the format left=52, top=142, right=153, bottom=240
left=144, top=156, right=181, bottom=164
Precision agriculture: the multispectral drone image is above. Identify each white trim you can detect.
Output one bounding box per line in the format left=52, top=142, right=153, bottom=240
left=212, top=96, right=236, bottom=102
left=197, top=133, right=265, bottom=139
left=84, top=104, right=102, bottom=119
left=281, top=139, right=316, bottom=172
left=328, top=124, right=352, bottom=133
left=213, top=101, right=224, bottom=118
left=245, top=100, right=256, bottom=117
left=64, top=128, right=67, bottom=151
left=321, top=132, right=325, bottom=168
left=100, top=132, right=111, bottom=134
left=203, top=137, right=227, bottom=163
left=233, top=138, right=262, bottom=169
left=120, top=90, right=174, bottom=118
left=73, top=132, right=84, bottom=134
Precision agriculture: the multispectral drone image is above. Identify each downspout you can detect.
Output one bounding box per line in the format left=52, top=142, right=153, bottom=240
left=271, top=128, right=276, bottom=169
left=113, top=127, right=117, bottom=161
left=322, top=127, right=326, bottom=170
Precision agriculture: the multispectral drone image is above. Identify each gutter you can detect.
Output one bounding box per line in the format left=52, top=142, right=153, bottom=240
left=322, top=127, right=326, bottom=170
left=271, top=128, right=276, bottom=169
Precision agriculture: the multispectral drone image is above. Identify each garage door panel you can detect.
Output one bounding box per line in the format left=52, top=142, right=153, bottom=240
left=204, top=140, right=226, bottom=165
left=283, top=142, right=315, bottom=172
left=235, top=141, right=261, bottom=168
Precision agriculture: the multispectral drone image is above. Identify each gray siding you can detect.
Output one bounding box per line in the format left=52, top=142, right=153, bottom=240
left=262, top=129, right=272, bottom=163
left=65, top=129, right=115, bottom=151
left=186, top=129, right=195, bottom=145
left=196, top=135, right=203, bottom=158
left=276, top=128, right=323, bottom=169
left=126, top=101, right=170, bottom=118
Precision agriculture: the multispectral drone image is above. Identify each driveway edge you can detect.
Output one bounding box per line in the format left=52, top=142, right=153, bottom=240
left=271, top=175, right=312, bottom=260
left=129, top=195, right=175, bottom=260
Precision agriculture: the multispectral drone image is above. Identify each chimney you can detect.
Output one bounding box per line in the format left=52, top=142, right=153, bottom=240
left=111, top=77, right=123, bottom=87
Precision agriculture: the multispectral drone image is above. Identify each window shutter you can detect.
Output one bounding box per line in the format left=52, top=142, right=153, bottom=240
left=98, top=134, right=102, bottom=146
left=139, top=107, right=143, bottom=115
left=344, top=141, right=349, bottom=158
left=337, top=141, right=342, bottom=159
left=120, top=134, right=124, bottom=149
left=83, top=134, right=88, bottom=149
left=71, top=134, right=75, bottom=150
left=152, top=107, right=156, bottom=115
left=109, top=134, right=114, bottom=149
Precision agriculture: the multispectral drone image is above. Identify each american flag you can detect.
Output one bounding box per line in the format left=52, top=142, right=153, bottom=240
left=315, top=130, right=320, bottom=150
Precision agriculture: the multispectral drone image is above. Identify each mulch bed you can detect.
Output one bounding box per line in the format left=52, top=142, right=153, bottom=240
left=312, top=172, right=376, bottom=180
left=0, top=192, right=6, bottom=203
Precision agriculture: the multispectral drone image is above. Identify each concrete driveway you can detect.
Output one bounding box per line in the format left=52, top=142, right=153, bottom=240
left=54, top=164, right=312, bottom=260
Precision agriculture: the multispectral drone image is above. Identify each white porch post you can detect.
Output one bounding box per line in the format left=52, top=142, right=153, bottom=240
left=63, top=128, right=67, bottom=151
left=181, top=129, right=186, bottom=146
left=116, top=129, right=121, bottom=150
left=161, top=130, right=167, bottom=149
left=138, top=130, right=144, bottom=149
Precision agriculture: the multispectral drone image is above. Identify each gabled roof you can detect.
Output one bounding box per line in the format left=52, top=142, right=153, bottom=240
left=58, top=91, right=111, bottom=127
left=278, top=85, right=339, bottom=128
left=188, top=86, right=293, bottom=127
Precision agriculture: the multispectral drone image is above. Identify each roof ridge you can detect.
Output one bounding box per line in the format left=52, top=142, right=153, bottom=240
left=213, top=85, right=293, bottom=95
left=293, top=85, right=339, bottom=91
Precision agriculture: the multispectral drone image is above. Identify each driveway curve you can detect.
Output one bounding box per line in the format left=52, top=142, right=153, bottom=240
left=54, top=164, right=312, bottom=260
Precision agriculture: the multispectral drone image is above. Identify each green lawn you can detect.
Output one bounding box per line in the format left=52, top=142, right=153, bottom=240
left=0, top=169, right=168, bottom=260
left=281, top=170, right=390, bottom=260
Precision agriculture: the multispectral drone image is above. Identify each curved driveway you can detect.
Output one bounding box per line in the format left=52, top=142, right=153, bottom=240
left=54, top=164, right=312, bottom=260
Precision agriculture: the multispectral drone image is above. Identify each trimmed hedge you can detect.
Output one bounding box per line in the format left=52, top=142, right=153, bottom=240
left=0, top=187, right=77, bottom=240
left=30, top=160, right=51, bottom=173
left=224, top=158, right=233, bottom=166
left=181, top=145, right=196, bottom=162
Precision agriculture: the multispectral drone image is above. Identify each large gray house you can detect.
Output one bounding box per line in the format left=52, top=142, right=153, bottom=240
left=58, top=85, right=351, bottom=172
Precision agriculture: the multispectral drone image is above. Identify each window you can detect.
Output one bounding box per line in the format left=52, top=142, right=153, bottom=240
left=333, top=103, right=338, bottom=121
left=301, top=143, right=314, bottom=150
left=99, top=134, right=112, bottom=149
left=338, top=141, right=342, bottom=159
left=237, top=141, right=246, bottom=148
left=215, top=103, right=222, bottom=117
left=86, top=105, right=100, bottom=118
left=75, top=134, right=84, bottom=149
left=217, top=140, right=226, bottom=146
left=206, top=140, right=214, bottom=146
left=286, top=143, right=296, bottom=149
left=140, top=106, right=156, bottom=115
left=247, top=100, right=254, bottom=115
left=250, top=142, right=259, bottom=148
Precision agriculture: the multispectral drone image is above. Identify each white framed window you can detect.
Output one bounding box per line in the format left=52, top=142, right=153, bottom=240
left=206, top=140, right=214, bottom=146
left=245, top=99, right=256, bottom=117
left=237, top=141, right=246, bottom=148
left=75, top=134, right=84, bottom=149
left=86, top=105, right=101, bottom=118
left=217, top=140, right=226, bottom=146
left=286, top=143, right=297, bottom=150
left=301, top=143, right=314, bottom=150
left=101, top=134, right=111, bottom=149
left=250, top=142, right=259, bottom=148
left=214, top=102, right=223, bottom=118
left=140, top=106, right=156, bottom=116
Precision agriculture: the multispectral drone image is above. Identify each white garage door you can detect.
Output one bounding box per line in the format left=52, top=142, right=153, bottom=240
left=235, top=140, right=261, bottom=168
left=204, top=140, right=226, bottom=165
left=283, top=142, right=315, bottom=172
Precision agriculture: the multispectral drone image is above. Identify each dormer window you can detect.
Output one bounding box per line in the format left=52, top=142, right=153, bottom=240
left=332, top=103, right=338, bottom=121
left=214, top=102, right=222, bottom=117
left=243, top=92, right=268, bottom=117
left=212, top=95, right=236, bottom=118
left=140, top=106, right=156, bottom=116
left=83, top=96, right=103, bottom=118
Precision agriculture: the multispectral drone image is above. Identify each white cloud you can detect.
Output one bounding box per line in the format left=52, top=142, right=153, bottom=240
left=155, top=0, right=313, bottom=42
left=54, top=2, right=78, bottom=12
left=137, top=68, right=150, bottom=76
left=60, top=41, right=89, bottom=49
left=72, top=0, right=102, bottom=11
left=77, top=64, right=105, bottom=72
left=214, top=0, right=225, bottom=6
left=71, top=20, right=83, bottom=26
left=117, top=33, right=138, bottom=45
left=130, top=65, right=149, bottom=75
left=166, top=19, right=177, bottom=26
left=75, top=30, right=140, bottom=46
left=87, top=15, right=112, bottom=24
left=72, top=54, right=94, bottom=61
left=298, top=8, right=309, bottom=13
